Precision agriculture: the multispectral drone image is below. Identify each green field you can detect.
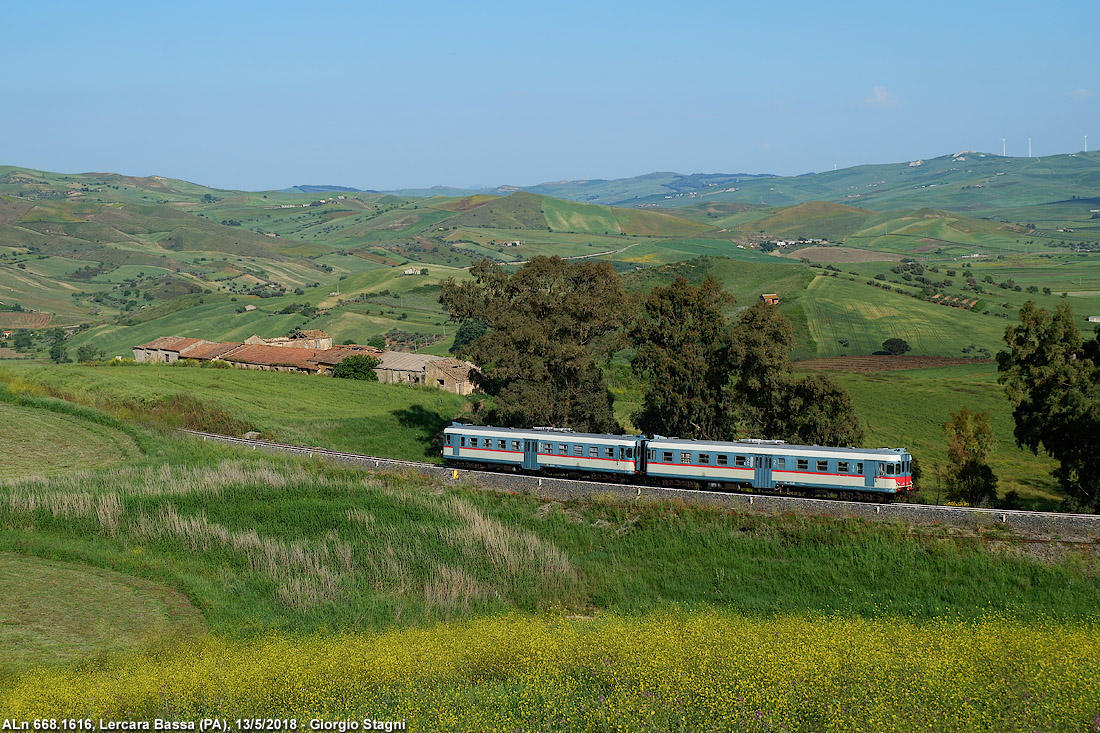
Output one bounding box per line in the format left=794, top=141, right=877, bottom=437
left=0, top=400, right=139, bottom=474
left=799, top=275, right=1008, bottom=357
left=820, top=363, right=1061, bottom=502
left=0, top=364, right=467, bottom=461
left=0, top=554, right=202, bottom=680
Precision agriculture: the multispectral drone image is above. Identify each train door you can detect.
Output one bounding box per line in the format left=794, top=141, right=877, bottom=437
left=754, top=456, right=773, bottom=489
left=522, top=440, right=539, bottom=470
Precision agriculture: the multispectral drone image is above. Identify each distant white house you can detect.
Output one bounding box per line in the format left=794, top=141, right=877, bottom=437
left=403, top=268, right=424, bottom=275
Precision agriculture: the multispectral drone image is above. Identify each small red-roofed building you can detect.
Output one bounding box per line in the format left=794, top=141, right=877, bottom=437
left=132, top=336, right=208, bottom=363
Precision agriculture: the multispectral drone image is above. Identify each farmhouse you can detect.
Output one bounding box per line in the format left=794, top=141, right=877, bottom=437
left=425, top=357, right=478, bottom=395
left=760, top=293, right=780, bottom=305
left=1087, top=316, right=1100, bottom=323
left=374, top=351, right=441, bottom=386
left=132, top=335, right=477, bottom=393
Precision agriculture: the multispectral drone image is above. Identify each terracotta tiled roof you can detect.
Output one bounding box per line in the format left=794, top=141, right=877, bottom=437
left=293, top=329, right=329, bottom=339
left=182, top=341, right=243, bottom=360
left=220, top=344, right=325, bottom=370
left=135, top=336, right=206, bottom=352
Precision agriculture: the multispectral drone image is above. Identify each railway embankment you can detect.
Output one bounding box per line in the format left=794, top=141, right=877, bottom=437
left=185, top=431, right=1100, bottom=541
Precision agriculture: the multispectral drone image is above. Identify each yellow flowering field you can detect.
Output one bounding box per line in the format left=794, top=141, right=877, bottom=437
left=6, top=610, right=1099, bottom=732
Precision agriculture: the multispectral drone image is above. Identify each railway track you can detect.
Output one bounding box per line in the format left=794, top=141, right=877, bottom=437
left=181, top=430, right=1100, bottom=539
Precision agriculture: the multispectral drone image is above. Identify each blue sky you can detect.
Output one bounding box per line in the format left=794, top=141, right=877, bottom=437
left=3, top=0, right=1097, bottom=190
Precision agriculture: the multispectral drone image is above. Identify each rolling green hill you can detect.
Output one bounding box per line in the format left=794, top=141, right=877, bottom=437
left=4, top=157, right=1100, bottom=372
left=647, top=151, right=1100, bottom=214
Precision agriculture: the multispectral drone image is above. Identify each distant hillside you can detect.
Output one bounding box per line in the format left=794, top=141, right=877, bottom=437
left=644, top=151, right=1100, bottom=213
left=383, top=172, right=776, bottom=206
left=442, top=191, right=548, bottom=229
left=434, top=191, right=712, bottom=237
left=282, top=185, right=364, bottom=193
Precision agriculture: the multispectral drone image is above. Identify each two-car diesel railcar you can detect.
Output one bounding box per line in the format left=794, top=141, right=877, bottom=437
left=442, top=423, right=914, bottom=499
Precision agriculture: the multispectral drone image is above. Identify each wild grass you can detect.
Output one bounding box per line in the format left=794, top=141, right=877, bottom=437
left=2, top=452, right=1098, bottom=649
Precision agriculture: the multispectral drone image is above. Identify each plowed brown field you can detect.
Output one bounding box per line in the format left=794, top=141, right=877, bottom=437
left=794, top=355, right=991, bottom=372
left=0, top=312, right=51, bottom=328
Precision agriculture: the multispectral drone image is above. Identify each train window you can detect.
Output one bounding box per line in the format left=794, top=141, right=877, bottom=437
left=626, top=448, right=633, bottom=458
left=878, top=463, right=885, bottom=475
left=605, top=447, right=614, bottom=458
left=446, top=435, right=452, bottom=445
left=460, top=436, right=466, bottom=447
left=717, top=454, right=728, bottom=465
left=735, top=455, right=747, bottom=467
left=541, top=443, right=552, bottom=453
left=471, top=437, right=478, bottom=447
left=648, top=450, right=656, bottom=460
left=887, top=464, right=896, bottom=475
left=512, top=441, right=521, bottom=451
left=775, top=457, right=785, bottom=469
left=498, top=440, right=506, bottom=449
left=680, top=452, right=692, bottom=464
left=663, top=451, right=673, bottom=462
left=857, top=462, right=863, bottom=473
left=817, top=460, right=828, bottom=472
left=837, top=461, right=849, bottom=473
left=699, top=454, right=710, bottom=465
left=589, top=446, right=599, bottom=457
left=797, top=458, right=809, bottom=471
left=559, top=444, right=568, bottom=454
left=574, top=445, right=583, bottom=456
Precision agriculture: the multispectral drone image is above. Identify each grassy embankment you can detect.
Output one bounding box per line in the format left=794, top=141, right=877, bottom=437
left=0, top=363, right=467, bottom=461
left=2, top=387, right=1099, bottom=728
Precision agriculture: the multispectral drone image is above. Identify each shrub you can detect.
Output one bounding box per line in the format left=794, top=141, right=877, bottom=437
left=332, top=354, right=380, bottom=381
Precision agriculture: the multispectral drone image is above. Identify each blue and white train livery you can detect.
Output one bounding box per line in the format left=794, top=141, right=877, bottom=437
left=443, top=423, right=915, bottom=498
left=443, top=424, right=643, bottom=477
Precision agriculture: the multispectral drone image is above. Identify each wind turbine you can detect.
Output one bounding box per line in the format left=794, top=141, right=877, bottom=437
left=1028, top=137, right=1033, bottom=158
left=1002, top=138, right=1006, bottom=156
left=1086, top=134, right=1089, bottom=152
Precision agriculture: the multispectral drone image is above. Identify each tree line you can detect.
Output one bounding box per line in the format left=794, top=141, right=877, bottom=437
left=439, top=256, right=863, bottom=448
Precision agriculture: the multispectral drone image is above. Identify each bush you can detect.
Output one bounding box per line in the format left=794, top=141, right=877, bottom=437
left=332, top=354, right=380, bottom=381
left=881, top=338, right=911, bottom=355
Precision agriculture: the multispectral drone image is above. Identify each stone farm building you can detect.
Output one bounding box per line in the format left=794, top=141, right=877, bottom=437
left=132, top=331, right=478, bottom=395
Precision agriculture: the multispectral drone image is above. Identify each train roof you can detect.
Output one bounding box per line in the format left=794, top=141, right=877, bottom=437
left=445, top=423, right=643, bottom=444
left=647, top=437, right=908, bottom=460
left=446, top=424, right=907, bottom=459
